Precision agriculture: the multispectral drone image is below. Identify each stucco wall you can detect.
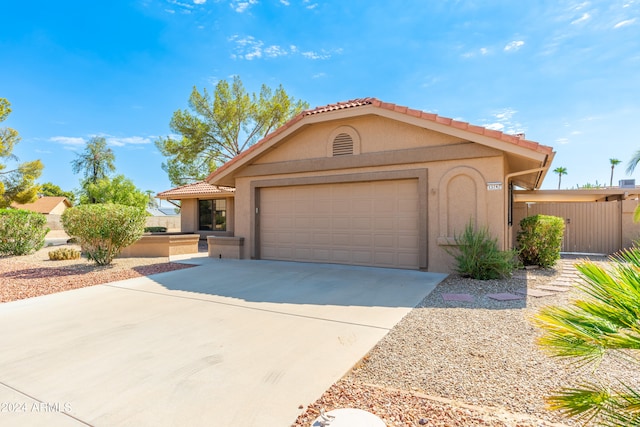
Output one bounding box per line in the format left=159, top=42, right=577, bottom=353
left=230, top=115, right=507, bottom=273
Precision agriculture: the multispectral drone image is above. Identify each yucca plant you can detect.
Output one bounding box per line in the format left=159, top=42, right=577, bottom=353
left=533, top=248, right=640, bottom=426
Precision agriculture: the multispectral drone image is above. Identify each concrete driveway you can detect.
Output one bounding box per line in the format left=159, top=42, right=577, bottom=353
left=0, top=259, right=446, bottom=426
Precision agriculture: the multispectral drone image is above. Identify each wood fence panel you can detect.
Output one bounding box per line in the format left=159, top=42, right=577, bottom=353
left=513, top=201, right=621, bottom=254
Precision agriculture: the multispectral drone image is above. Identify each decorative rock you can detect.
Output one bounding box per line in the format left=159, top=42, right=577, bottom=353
left=311, top=408, right=385, bottom=427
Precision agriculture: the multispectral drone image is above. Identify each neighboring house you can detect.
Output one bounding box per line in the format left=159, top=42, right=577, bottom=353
left=11, top=196, right=73, bottom=231
left=11, top=196, right=72, bottom=215
left=159, top=98, right=555, bottom=273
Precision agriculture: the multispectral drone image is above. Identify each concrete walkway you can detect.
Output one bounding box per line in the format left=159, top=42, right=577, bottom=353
left=0, top=260, right=446, bottom=426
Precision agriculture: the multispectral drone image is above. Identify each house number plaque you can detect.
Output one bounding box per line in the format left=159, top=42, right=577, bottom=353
left=487, top=182, right=502, bottom=191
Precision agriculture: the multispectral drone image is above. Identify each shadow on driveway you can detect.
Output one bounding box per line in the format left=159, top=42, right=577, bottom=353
left=124, top=259, right=448, bottom=309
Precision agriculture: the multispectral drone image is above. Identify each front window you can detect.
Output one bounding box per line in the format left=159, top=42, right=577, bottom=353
left=198, top=199, right=226, bottom=231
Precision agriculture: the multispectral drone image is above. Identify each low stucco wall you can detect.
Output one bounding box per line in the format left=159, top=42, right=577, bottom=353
left=119, top=233, right=199, bottom=258
left=207, top=236, right=244, bottom=259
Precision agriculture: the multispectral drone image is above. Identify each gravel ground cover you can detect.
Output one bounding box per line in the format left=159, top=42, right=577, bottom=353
left=293, top=257, right=638, bottom=427
left=0, top=244, right=193, bottom=303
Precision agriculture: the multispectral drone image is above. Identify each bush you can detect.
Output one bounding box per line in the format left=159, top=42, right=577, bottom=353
left=0, top=209, right=49, bottom=255
left=48, top=247, right=81, bottom=260
left=447, top=221, right=519, bottom=280
left=144, top=226, right=167, bottom=233
left=517, top=215, right=564, bottom=268
left=62, top=204, right=147, bottom=265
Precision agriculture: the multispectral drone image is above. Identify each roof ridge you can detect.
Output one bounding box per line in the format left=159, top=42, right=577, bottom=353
left=204, top=98, right=554, bottom=183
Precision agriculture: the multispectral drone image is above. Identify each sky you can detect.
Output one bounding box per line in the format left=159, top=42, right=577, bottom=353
left=1, top=0, right=639, bottom=200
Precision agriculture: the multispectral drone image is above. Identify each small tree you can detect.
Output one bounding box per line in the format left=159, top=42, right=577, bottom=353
left=533, top=248, right=640, bottom=426
left=609, top=158, right=621, bottom=187
left=0, top=209, right=49, bottom=255
left=39, top=182, right=76, bottom=204
left=0, top=98, right=43, bottom=207
left=62, top=204, right=147, bottom=265
left=553, top=166, right=567, bottom=190
left=72, top=137, right=116, bottom=204
left=517, top=215, right=564, bottom=268
left=78, top=175, right=148, bottom=209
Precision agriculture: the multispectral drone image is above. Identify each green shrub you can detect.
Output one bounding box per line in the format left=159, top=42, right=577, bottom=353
left=62, top=204, right=147, bottom=265
left=517, top=215, right=564, bottom=268
left=48, top=247, right=81, bottom=260
left=447, top=221, right=519, bottom=280
left=144, top=226, right=167, bottom=233
left=0, top=209, right=49, bottom=255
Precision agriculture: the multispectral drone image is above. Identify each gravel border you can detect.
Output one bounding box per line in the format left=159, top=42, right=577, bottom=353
left=0, top=244, right=194, bottom=303
left=293, top=257, right=638, bottom=426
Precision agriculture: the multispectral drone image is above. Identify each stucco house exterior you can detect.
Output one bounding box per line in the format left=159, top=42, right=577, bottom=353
left=12, top=196, right=72, bottom=215
left=158, top=98, right=555, bottom=273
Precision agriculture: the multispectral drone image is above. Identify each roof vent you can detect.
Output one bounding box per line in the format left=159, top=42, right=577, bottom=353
left=619, top=179, right=636, bottom=188
left=332, top=133, right=354, bottom=156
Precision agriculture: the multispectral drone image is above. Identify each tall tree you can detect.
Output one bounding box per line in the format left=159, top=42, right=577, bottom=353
left=71, top=137, right=115, bottom=185
left=0, top=98, right=43, bottom=207
left=553, top=166, right=567, bottom=190
left=71, top=137, right=116, bottom=204
left=156, top=76, right=309, bottom=186
left=609, top=158, right=621, bottom=187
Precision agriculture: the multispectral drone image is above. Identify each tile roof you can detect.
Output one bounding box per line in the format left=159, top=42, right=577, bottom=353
left=207, top=97, right=554, bottom=182
left=11, top=196, right=71, bottom=214
left=156, top=181, right=235, bottom=198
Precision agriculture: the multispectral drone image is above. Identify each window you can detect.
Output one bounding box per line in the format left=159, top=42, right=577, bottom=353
left=198, top=199, right=226, bottom=231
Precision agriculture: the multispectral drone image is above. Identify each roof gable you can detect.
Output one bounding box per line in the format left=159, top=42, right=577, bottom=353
left=11, top=196, right=72, bottom=214
left=205, top=98, right=555, bottom=188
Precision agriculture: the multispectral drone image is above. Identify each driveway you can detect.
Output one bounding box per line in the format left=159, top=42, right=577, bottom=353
left=0, top=259, right=446, bottom=426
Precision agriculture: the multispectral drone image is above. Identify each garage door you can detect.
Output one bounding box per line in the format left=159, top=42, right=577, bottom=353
left=259, top=180, right=420, bottom=269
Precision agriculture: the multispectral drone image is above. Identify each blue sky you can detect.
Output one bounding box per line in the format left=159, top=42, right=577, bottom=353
left=2, top=0, right=639, bottom=198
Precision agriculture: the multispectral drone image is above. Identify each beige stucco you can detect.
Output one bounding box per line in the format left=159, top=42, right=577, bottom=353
left=222, top=114, right=515, bottom=273
left=119, top=234, right=200, bottom=258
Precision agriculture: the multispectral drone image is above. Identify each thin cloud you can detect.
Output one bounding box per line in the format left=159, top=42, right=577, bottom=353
left=105, top=136, right=152, bottom=147
left=480, top=108, right=526, bottom=135
left=280, top=0, right=290, bottom=5
left=571, top=12, right=591, bottom=24
left=51, top=135, right=152, bottom=148
left=303, top=0, right=318, bottom=9
left=50, top=136, right=85, bottom=146
left=614, top=18, right=636, bottom=28
left=194, top=0, right=206, bottom=3
left=232, top=0, right=258, bottom=13
left=504, top=40, right=525, bottom=52
left=229, top=35, right=339, bottom=60
left=556, top=137, right=570, bottom=145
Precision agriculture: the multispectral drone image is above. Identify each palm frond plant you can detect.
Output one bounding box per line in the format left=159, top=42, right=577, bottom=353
left=533, top=248, right=640, bottom=426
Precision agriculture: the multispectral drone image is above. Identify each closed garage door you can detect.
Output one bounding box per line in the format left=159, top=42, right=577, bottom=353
left=259, top=180, right=420, bottom=269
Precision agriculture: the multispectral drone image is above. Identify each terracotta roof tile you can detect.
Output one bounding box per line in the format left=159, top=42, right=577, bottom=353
left=206, top=97, right=554, bottom=183
left=157, top=181, right=235, bottom=198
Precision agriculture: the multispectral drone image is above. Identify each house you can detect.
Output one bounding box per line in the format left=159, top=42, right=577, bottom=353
left=12, top=196, right=73, bottom=231
left=12, top=196, right=72, bottom=215
left=158, top=98, right=555, bottom=273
